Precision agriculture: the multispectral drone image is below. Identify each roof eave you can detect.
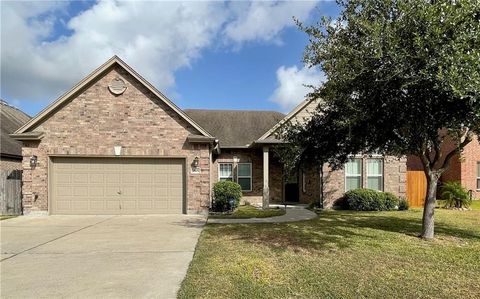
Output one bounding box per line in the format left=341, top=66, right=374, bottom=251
left=187, top=135, right=217, bottom=144
left=10, top=132, right=45, bottom=141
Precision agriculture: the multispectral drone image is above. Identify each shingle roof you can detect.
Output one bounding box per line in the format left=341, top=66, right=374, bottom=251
left=1, top=100, right=30, bottom=157
left=184, top=109, right=285, bottom=147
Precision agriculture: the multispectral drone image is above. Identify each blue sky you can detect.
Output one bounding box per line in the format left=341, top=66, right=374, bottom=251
left=1, top=1, right=339, bottom=117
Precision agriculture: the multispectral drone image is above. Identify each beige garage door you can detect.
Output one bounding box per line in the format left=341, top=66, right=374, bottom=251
left=51, top=157, right=185, bottom=215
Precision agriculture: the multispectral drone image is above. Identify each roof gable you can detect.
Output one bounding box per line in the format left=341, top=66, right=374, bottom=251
left=257, top=98, right=320, bottom=142
left=14, top=56, right=212, bottom=137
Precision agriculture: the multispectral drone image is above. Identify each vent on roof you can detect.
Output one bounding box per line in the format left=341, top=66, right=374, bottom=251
left=108, top=77, right=127, bottom=95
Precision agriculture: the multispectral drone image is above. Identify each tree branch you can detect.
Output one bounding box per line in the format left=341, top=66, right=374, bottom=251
left=439, top=131, right=473, bottom=172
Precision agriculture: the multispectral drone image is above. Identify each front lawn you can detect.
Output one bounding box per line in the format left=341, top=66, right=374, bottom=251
left=209, top=205, right=286, bottom=219
left=179, top=204, right=480, bottom=298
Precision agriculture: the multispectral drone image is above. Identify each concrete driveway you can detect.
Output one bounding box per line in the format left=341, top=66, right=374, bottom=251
left=1, top=214, right=205, bottom=298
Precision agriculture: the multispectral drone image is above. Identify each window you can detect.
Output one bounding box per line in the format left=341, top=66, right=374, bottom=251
left=237, top=163, right=252, bottom=191
left=345, top=158, right=362, bottom=191
left=219, top=163, right=233, bottom=181
left=477, top=162, right=480, bottom=190
left=367, top=159, right=384, bottom=191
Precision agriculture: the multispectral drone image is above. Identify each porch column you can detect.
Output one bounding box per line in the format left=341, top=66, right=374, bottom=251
left=262, top=145, right=270, bottom=209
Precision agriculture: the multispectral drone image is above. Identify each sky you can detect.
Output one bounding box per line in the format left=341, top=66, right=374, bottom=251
left=1, top=0, right=339, bottom=117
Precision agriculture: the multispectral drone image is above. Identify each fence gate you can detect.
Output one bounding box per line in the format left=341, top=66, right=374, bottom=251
left=0, top=170, right=22, bottom=215
left=406, top=170, right=427, bottom=208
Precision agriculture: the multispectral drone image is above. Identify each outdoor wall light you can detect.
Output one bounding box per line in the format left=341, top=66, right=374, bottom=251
left=193, top=156, right=199, bottom=168
left=30, top=155, right=38, bottom=168
left=233, top=156, right=240, bottom=163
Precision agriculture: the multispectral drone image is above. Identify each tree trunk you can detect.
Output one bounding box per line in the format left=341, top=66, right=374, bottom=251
left=421, top=173, right=438, bottom=239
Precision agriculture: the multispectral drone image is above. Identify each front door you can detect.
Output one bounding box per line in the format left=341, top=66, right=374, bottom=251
left=284, top=174, right=299, bottom=202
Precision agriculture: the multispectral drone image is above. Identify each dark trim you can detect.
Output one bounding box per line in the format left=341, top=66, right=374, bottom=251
left=0, top=153, right=22, bottom=160
left=187, top=135, right=217, bottom=143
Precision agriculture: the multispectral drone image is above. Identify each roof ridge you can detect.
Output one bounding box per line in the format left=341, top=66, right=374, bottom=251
left=184, top=108, right=284, bottom=114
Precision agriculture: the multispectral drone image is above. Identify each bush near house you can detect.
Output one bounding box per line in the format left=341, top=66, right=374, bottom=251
left=440, top=181, right=472, bottom=209
left=398, top=198, right=409, bottom=211
left=345, top=189, right=400, bottom=211
left=211, top=181, right=242, bottom=212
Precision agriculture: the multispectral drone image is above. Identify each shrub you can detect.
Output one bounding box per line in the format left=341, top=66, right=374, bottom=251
left=345, top=189, right=400, bottom=211
left=398, top=197, right=409, bottom=210
left=440, top=181, right=471, bottom=209
left=384, top=192, right=400, bottom=210
left=333, top=196, right=350, bottom=210
left=212, top=181, right=242, bottom=212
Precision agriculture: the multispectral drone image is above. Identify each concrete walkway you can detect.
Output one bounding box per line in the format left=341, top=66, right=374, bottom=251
left=207, top=207, right=317, bottom=224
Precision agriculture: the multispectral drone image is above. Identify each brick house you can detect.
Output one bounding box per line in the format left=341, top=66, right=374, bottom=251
left=11, top=56, right=406, bottom=215
left=1, top=100, right=30, bottom=171
left=405, top=134, right=480, bottom=209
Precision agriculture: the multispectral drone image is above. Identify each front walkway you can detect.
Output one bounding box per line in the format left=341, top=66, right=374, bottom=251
left=207, top=207, right=317, bottom=224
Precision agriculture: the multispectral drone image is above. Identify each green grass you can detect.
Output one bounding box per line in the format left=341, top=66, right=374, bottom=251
left=179, top=204, right=480, bottom=298
left=437, top=199, right=480, bottom=210
left=209, top=205, right=286, bottom=219
left=0, top=215, right=17, bottom=221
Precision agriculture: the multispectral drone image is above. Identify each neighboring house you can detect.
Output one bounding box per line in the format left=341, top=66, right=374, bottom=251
left=1, top=100, right=30, bottom=171
left=11, top=56, right=406, bottom=215
left=407, top=135, right=480, bottom=206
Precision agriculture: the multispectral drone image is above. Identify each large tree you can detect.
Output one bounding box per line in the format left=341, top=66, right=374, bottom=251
left=295, top=0, right=480, bottom=239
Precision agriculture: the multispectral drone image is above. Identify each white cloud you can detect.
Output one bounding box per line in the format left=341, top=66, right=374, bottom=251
left=224, top=1, right=317, bottom=45
left=270, top=65, right=325, bottom=111
left=0, top=0, right=319, bottom=108
left=1, top=0, right=228, bottom=104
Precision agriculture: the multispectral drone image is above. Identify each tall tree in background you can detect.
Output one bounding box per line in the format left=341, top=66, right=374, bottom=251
left=295, top=0, right=480, bottom=239
left=279, top=113, right=347, bottom=207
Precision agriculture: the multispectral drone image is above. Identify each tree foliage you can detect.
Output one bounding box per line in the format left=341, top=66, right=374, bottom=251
left=293, top=0, right=480, bottom=238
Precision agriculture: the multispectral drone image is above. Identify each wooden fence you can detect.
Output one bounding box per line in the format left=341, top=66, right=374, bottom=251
left=0, top=170, right=22, bottom=215
left=406, top=170, right=427, bottom=208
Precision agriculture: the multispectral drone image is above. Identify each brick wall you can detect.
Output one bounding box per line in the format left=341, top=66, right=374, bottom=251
left=212, top=148, right=283, bottom=205
left=460, top=136, right=480, bottom=199
left=297, top=155, right=407, bottom=208
left=437, top=135, right=479, bottom=199
left=21, top=65, right=211, bottom=214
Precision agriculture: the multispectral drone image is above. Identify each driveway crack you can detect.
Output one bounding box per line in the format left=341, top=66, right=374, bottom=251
left=0, top=216, right=117, bottom=262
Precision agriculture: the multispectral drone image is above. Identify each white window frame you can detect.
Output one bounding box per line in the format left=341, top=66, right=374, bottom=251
left=477, top=161, right=480, bottom=191
left=218, top=163, right=233, bottom=181
left=345, top=158, right=363, bottom=192
left=366, top=158, right=384, bottom=191
left=237, top=163, right=252, bottom=192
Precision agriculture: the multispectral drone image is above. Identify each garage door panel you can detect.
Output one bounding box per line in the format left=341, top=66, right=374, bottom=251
left=89, top=173, right=105, bottom=183
left=72, top=186, right=89, bottom=196
left=90, top=201, right=105, bottom=210
left=51, top=157, right=185, bottom=215
left=72, top=201, right=89, bottom=210
left=137, top=173, right=153, bottom=184
left=88, top=186, right=105, bottom=196
left=121, top=185, right=136, bottom=196
left=56, top=186, right=73, bottom=197
left=105, top=173, right=121, bottom=184
left=138, top=186, right=154, bottom=196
